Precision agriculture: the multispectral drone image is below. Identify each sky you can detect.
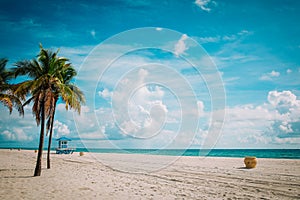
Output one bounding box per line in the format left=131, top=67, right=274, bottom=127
left=0, top=0, right=300, bottom=150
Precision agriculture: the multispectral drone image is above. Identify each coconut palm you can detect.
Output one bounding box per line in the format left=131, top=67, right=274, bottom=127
left=0, top=58, right=24, bottom=115
left=46, top=63, right=85, bottom=169
left=13, top=45, right=84, bottom=176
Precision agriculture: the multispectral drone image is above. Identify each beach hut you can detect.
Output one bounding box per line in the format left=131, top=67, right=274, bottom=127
left=56, top=136, right=75, bottom=154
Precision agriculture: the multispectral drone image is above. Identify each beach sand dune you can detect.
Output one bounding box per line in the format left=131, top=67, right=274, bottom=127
left=0, top=149, right=299, bottom=199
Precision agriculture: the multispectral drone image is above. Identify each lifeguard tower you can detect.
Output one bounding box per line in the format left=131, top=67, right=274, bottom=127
left=56, top=136, right=75, bottom=154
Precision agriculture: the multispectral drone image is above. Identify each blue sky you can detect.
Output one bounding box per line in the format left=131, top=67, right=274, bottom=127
left=0, top=0, right=299, bottom=149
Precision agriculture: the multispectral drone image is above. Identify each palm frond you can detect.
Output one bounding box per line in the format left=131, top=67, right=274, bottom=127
left=0, top=95, right=13, bottom=113
left=0, top=93, right=24, bottom=115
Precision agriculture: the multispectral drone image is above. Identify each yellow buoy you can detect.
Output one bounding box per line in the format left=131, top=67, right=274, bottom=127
left=244, top=156, right=257, bottom=168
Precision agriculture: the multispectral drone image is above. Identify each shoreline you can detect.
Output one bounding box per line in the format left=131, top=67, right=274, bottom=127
left=1, top=149, right=300, bottom=199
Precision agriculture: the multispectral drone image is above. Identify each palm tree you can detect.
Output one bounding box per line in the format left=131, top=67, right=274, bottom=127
left=13, top=45, right=84, bottom=176
left=0, top=58, right=24, bottom=115
left=45, top=61, right=85, bottom=169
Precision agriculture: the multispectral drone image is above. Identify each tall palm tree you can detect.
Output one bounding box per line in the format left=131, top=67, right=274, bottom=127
left=13, top=45, right=84, bottom=176
left=0, top=58, right=24, bottom=115
left=45, top=61, right=85, bottom=169
left=13, top=59, right=48, bottom=176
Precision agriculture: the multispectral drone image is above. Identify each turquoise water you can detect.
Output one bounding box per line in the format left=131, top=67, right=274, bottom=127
left=2, top=148, right=299, bottom=159
left=74, top=148, right=300, bottom=159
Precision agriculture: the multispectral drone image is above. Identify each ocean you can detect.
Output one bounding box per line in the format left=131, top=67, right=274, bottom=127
left=2, top=148, right=300, bottom=159
left=75, top=148, right=300, bottom=159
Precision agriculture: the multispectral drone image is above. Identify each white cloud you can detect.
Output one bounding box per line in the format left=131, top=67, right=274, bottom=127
left=98, top=88, right=113, bottom=99
left=268, top=90, right=299, bottom=114
left=287, top=69, right=292, bottom=74
left=259, top=75, right=271, bottom=81
left=0, top=105, right=38, bottom=143
left=197, top=36, right=221, bottom=43
left=260, top=70, right=280, bottom=81
left=79, top=130, right=106, bottom=140
left=0, top=128, right=32, bottom=141
left=1, top=130, right=14, bottom=140
left=215, top=90, right=300, bottom=148
left=222, top=35, right=237, bottom=41
left=112, top=68, right=170, bottom=138
left=81, top=106, right=90, bottom=113
left=238, top=134, right=271, bottom=145
left=195, top=29, right=251, bottom=45
left=174, top=34, right=188, bottom=57
left=270, top=70, right=280, bottom=77
left=279, top=121, right=293, bottom=133
left=194, top=0, right=215, bottom=12
left=68, top=41, right=207, bottom=144
left=268, top=90, right=297, bottom=106
left=53, top=120, right=70, bottom=137
left=273, top=137, right=300, bottom=144
left=47, top=36, right=299, bottom=149
left=238, top=30, right=251, bottom=36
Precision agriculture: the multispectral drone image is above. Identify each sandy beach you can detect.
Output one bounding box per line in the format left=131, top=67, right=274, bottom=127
left=0, top=149, right=299, bottom=199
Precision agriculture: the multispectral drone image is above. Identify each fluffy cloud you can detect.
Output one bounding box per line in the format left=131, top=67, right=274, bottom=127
left=98, top=88, right=113, bottom=99
left=39, top=35, right=297, bottom=149
left=260, top=70, right=280, bottom=81
left=267, top=91, right=300, bottom=141
left=278, top=121, right=293, bottom=133
left=270, top=70, right=280, bottom=77
left=174, top=34, right=188, bottom=57
left=194, top=0, right=216, bottom=12
left=70, top=41, right=206, bottom=144
left=0, top=128, right=32, bottom=141
left=268, top=90, right=299, bottom=114
left=216, top=90, right=300, bottom=148
left=0, top=105, right=38, bottom=144
left=53, top=120, right=70, bottom=137
left=112, top=68, right=170, bottom=138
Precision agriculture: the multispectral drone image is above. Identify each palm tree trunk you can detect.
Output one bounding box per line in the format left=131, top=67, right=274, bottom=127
left=47, top=99, right=57, bottom=169
left=34, top=100, right=45, bottom=176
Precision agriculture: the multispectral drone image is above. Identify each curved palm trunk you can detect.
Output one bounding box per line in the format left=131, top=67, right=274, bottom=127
left=34, top=100, right=45, bottom=176
left=47, top=99, right=57, bottom=169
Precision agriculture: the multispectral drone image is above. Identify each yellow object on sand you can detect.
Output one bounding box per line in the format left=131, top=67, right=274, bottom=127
left=79, top=152, right=84, bottom=156
left=244, top=156, right=257, bottom=168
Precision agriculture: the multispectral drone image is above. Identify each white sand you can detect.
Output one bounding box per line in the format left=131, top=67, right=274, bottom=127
left=0, top=149, right=299, bottom=199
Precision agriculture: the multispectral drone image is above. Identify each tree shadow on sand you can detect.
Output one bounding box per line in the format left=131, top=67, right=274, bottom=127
left=0, top=168, right=36, bottom=178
